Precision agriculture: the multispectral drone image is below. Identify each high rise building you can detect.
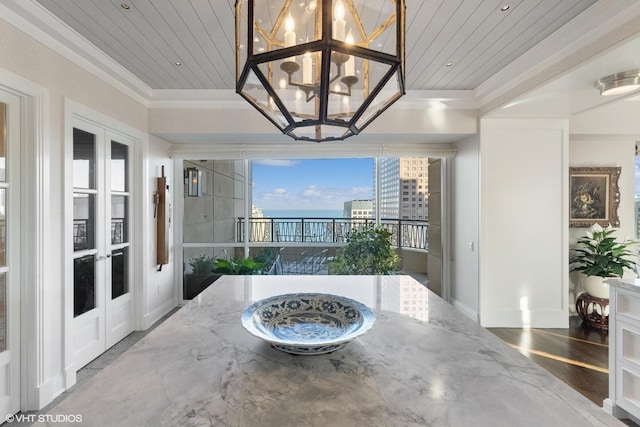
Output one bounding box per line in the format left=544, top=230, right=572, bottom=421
left=343, top=200, right=373, bottom=219
left=375, top=158, right=429, bottom=220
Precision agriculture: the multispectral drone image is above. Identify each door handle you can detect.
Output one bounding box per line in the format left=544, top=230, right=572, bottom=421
left=95, top=254, right=112, bottom=261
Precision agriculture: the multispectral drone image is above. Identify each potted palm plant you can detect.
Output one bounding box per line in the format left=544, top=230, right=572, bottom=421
left=569, top=223, right=638, bottom=298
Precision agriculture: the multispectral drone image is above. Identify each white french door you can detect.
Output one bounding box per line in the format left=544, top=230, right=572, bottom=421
left=0, top=89, right=20, bottom=418
left=71, top=119, right=133, bottom=369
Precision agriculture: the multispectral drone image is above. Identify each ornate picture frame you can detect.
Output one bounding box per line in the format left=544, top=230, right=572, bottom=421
left=569, top=166, right=621, bottom=228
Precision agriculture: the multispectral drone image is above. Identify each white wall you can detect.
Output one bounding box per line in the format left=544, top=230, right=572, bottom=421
left=479, top=118, right=569, bottom=328
left=143, top=136, right=176, bottom=329
left=451, top=135, right=480, bottom=320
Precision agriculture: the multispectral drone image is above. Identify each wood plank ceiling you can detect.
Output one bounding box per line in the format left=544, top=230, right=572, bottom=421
left=34, top=0, right=597, bottom=91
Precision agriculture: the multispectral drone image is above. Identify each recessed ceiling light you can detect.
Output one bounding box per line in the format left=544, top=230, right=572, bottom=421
left=500, top=5, right=510, bottom=11
left=445, top=62, right=453, bottom=67
left=120, top=3, right=130, bottom=10
left=174, top=61, right=182, bottom=67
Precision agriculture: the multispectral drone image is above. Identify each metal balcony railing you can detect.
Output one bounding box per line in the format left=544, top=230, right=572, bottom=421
left=237, top=217, right=428, bottom=251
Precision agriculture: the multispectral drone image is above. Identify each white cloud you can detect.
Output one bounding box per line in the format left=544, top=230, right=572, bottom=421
left=255, top=184, right=372, bottom=210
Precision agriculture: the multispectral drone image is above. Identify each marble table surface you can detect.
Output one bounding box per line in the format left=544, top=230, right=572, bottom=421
left=37, top=275, right=625, bottom=426
left=605, top=277, right=640, bottom=293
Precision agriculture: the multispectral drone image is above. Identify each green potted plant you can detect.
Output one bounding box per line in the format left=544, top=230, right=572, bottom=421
left=329, top=225, right=400, bottom=275
left=569, top=223, right=638, bottom=298
left=253, top=247, right=279, bottom=274
left=213, top=256, right=264, bottom=275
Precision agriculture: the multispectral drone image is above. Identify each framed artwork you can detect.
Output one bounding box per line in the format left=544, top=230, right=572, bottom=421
left=569, top=166, right=621, bottom=228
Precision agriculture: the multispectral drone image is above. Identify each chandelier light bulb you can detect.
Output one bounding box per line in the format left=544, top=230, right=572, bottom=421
left=333, top=0, right=346, bottom=41
left=284, top=13, right=296, bottom=47
left=345, top=30, right=355, bottom=77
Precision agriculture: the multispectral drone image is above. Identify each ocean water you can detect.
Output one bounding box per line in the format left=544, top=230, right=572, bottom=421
left=261, top=209, right=343, bottom=218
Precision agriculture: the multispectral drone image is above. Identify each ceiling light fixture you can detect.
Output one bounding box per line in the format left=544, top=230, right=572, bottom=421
left=595, top=70, right=640, bottom=96
left=120, top=3, right=130, bottom=10
left=500, top=5, right=510, bottom=11
left=235, top=0, right=406, bottom=142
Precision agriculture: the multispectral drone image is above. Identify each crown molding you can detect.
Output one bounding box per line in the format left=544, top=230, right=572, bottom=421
left=168, top=141, right=458, bottom=159
left=0, top=0, right=153, bottom=106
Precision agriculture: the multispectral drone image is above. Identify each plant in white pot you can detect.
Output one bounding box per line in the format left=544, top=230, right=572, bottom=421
left=569, top=223, right=638, bottom=299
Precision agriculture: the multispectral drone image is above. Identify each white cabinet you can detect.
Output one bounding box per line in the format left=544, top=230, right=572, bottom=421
left=605, top=280, right=640, bottom=424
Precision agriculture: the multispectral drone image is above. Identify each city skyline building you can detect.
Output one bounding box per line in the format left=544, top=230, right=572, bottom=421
left=343, top=199, right=374, bottom=219
left=375, top=158, right=429, bottom=220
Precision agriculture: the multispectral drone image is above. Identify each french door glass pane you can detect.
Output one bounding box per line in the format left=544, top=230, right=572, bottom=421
left=73, top=128, right=96, bottom=189
left=111, top=141, right=128, bottom=192
left=111, top=195, right=127, bottom=244
left=74, top=255, right=96, bottom=317
left=0, top=103, right=6, bottom=182
left=0, top=189, right=5, bottom=267
left=111, top=247, right=128, bottom=299
left=0, top=273, right=5, bottom=352
left=73, top=193, right=95, bottom=251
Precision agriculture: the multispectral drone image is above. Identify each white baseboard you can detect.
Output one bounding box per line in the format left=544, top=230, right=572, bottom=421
left=480, top=308, right=569, bottom=328
left=142, top=299, right=177, bottom=330
left=34, top=373, right=65, bottom=410
left=451, top=298, right=478, bottom=322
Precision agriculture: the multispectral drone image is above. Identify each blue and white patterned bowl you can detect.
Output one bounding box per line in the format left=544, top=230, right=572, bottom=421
left=241, top=293, right=375, bottom=355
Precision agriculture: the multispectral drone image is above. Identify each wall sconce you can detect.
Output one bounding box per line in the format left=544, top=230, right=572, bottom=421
left=595, top=70, right=640, bottom=96
left=185, top=167, right=202, bottom=197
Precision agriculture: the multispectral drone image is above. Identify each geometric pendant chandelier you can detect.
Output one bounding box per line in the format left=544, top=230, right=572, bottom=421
left=235, top=0, right=406, bottom=142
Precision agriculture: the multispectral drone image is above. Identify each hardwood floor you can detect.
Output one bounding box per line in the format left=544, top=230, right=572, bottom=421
left=489, top=316, right=639, bottom=426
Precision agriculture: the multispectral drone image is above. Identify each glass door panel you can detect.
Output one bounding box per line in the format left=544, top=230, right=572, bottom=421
left=73, top=255, right=96, bottom=317
left=73, top=128, right=96, bottom=189
left=73, top=194, right=95, bottom=252
left=111, top=247, right=128, bottom=299
left=111, top=141, right=128, bottom=192
left=110, top=195, right=127, bottom=244
left=0, top=103, right=5, bottom=183
left=0, top=189, right=5, bottom=267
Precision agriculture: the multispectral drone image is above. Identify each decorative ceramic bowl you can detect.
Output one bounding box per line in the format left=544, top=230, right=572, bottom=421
left=241, top=293, right=375, bottom=355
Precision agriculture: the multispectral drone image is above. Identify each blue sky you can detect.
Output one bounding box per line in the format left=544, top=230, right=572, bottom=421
left=252, top=158, right=374, bottom=210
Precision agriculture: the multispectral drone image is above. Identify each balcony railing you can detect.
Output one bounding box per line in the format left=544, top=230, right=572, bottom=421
left=237, top=217, right=428, bottom=251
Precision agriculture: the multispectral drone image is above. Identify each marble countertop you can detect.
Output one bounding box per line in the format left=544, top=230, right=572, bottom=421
left=604, top=277, right=640, bottom=293
left=38, top=275, right=624, bottom=426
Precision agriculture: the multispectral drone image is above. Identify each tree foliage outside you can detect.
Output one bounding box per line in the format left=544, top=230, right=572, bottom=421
left=329, top=226, right=400, bottom=275
left=253, top=247, right=278, bottom=274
